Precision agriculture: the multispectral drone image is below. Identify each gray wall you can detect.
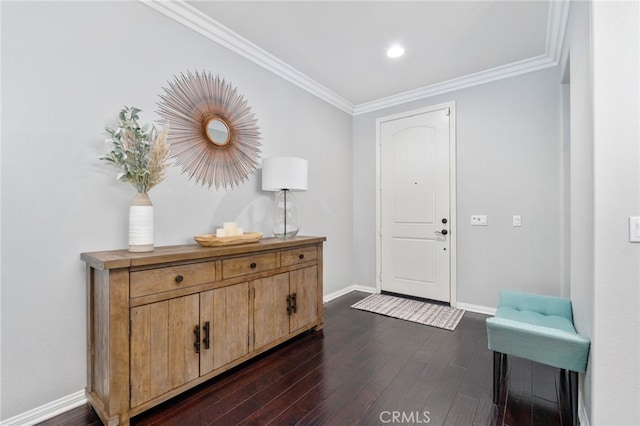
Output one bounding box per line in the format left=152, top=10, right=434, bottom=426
left=590, top=2, right=640, bottom=424
left=1, top=2, right=352, bottom=419
left=353, top=67, right=564, bottom=308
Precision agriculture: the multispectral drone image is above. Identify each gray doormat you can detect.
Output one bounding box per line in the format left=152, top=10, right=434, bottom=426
left=351, top=293, right=465, bottom=331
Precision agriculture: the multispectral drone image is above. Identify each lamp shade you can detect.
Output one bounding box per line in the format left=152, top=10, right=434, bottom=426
left=261, top=157, right=308, bottom=191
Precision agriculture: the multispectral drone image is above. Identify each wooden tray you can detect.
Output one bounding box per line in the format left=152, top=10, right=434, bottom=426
left=194, top=232, right=263, bottom=247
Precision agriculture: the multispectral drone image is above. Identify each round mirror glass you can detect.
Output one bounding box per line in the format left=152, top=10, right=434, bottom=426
left=205, top=118, right=230, bottom=146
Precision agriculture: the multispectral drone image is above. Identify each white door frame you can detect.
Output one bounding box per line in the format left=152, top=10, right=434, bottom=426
left=375, top=102, right=458, bottom=306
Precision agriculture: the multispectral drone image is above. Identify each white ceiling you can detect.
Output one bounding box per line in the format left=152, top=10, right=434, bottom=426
left=148, top=1, right=568, bottom=114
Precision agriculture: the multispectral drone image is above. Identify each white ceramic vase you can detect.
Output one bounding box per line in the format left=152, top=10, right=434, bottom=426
left=129, top=192, right=154, bottom=252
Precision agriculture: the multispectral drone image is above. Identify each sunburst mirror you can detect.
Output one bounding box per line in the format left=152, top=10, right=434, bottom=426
left=157, top=70, right=262, bottom=190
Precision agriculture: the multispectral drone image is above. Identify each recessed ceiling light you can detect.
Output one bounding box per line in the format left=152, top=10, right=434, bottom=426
left=387, top=44, right=405, bottom=58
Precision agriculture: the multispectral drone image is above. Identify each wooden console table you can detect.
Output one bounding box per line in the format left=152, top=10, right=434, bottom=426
left=81, top=236, right=325, bottom=425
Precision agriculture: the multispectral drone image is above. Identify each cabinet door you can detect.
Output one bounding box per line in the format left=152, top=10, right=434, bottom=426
left=253, top=273, right=290, bottom=349
left=200, top=283, right=250, bottom=375
left=130, top=294, right=199, bottom=407
left=290, top=266, right=319, bottom=332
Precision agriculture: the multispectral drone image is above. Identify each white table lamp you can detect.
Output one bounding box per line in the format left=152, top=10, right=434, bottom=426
left=262, top=157, right=308, bottom=239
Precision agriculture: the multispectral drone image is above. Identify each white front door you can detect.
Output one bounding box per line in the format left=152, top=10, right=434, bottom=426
left=379, top=107, right=452, bottom=302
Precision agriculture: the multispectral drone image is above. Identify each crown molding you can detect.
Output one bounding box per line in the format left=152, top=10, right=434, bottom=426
left=546, top=0, right=572, bottom=64
left=142, top=0, right=570, bottom=117
left=353, top=54, right=557, bottom=115
left=141, top=0, right=355, bottom=115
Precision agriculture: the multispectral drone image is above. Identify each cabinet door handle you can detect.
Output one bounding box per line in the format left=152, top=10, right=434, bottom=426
left=299, top=254, right=305, bottom=259
left=175, top=275, right=184, bottom=283
left=291, top=293, right=297, bottom=313
left=286, top=295, right=293, bottom=315
left=193, top=325, right=201, bottom=354
left=203, top=321, right=210, bottom=350
left=250, top=262, right=257, bottom=269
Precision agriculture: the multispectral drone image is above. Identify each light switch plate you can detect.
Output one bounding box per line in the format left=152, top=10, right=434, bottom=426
left=513, top=215, right=522, bottom=227
left=630, top=217, right=640, bottom=242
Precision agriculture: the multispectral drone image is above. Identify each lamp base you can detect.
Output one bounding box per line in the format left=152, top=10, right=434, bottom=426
left=273, top=229, right=300, bottom=239
left=270, top=189, right=301, bottom=239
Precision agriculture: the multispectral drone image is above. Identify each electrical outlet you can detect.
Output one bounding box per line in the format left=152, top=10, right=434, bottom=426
left=471, top=215, right=487, bottom=226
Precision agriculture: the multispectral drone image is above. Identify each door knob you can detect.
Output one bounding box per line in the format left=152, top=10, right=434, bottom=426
left=435, top=229, right=448, bottom=235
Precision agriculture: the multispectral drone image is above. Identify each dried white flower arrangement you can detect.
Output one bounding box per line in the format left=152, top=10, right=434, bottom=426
left=100, top=106, right=170, bottom=193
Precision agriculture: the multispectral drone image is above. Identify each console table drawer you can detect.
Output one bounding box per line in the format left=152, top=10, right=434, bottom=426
left=130, top=261, right=216, bottom=298
left=281, top=246, right=318, bottom=267
left=222, top=252, right=278, bottom=279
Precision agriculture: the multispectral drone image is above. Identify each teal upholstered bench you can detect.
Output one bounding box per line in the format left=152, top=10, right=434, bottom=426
left=486, top=290, right=590, bottom=426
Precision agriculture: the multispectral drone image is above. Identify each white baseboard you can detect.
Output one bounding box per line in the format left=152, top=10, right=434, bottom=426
left=456, top=302, right=496, bottom=316
left=579, top=387, right=590, bottom=426
left=323, top=285, right=376, bottom=303
left=1, top=390, right=87, bottom=426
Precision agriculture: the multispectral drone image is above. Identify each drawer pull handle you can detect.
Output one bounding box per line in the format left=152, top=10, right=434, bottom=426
left=250, top=262, right=257, bottom=269
left=299, top=254, right=305, bottom=259
left=175, top=275, right=184, bottom=283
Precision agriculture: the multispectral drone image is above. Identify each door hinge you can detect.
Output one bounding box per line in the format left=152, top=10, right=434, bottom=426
left=445, top=107, right=450, bottom=116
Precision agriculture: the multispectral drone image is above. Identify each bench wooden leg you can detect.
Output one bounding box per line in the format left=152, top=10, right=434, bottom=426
left=493, top=351, right=504, bottom=404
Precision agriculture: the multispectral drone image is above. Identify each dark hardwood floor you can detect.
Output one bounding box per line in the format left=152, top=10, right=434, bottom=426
left=40, top=291, right=571, bottom=425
